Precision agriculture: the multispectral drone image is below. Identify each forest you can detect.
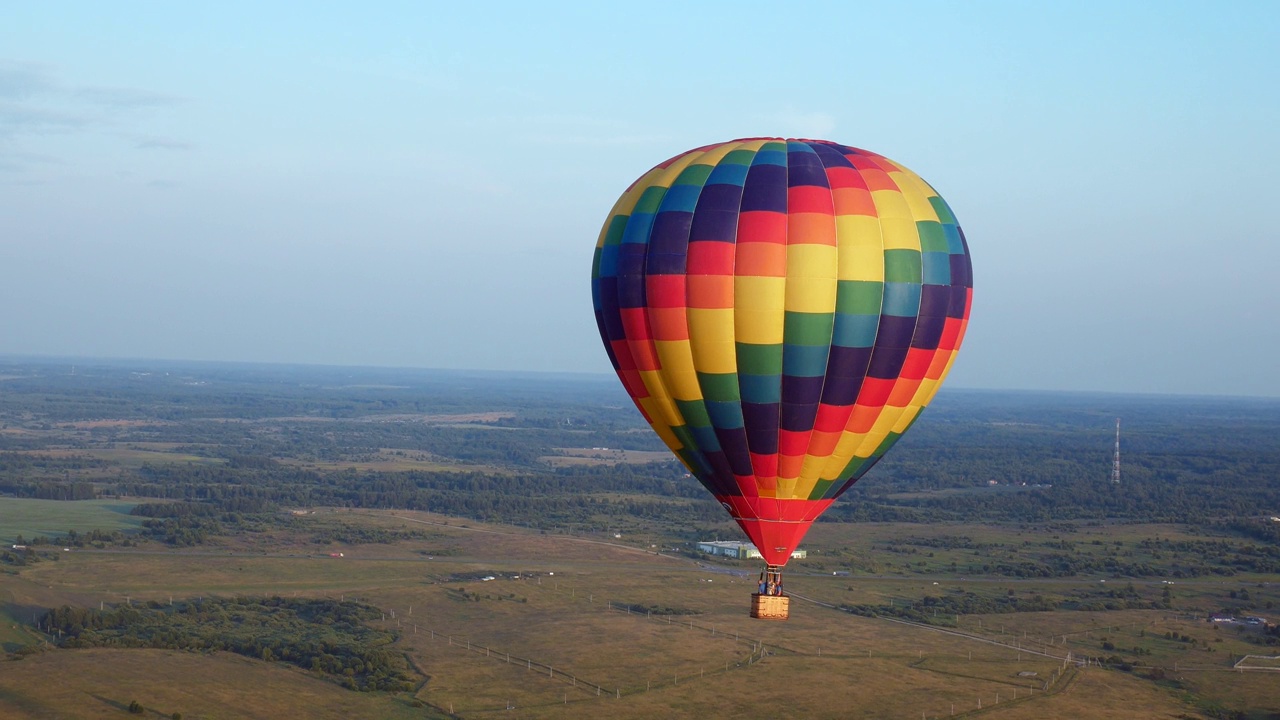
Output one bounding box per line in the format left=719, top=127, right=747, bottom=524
left=0, top=357, right=1278, bottom=555
left=40, top=596, right=414, bottom=691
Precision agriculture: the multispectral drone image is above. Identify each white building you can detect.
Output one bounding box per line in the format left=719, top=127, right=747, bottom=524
left=696, top=540, right=806, bottom=560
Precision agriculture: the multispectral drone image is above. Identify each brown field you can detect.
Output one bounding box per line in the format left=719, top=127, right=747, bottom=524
left=542, top=447, right=675, bottom=467
left=2, top=510, right=1277, bottom=719
left=355, top=411, right=516, bottom=423
left=277, top=448, right=486, bottom=473
left=1234, top=654, right=1280, bottom=669
left=1181, top=666, right=1280, bottom=712
left=23, top=447, right=222, bottom=467
left=57, top=419, right=172, bottom=429
left=163, top=411, right=515, bottom=425
left=0, top=649, right=435, bottom=719
left=970, top=667, right=1195, bottom=720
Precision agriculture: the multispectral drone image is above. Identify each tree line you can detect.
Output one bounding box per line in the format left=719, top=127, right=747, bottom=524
left=41, top=596, right=415, bottom=692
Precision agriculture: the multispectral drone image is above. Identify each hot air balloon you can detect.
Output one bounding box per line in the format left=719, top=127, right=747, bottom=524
left=591, top=138, right=972, bottom=619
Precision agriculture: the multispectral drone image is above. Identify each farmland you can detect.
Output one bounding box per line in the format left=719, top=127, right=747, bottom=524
left=6, top=509, right=1278, bottom=718
left=1, top=359, right=1278, bottom=718
left=0, top=497, right=142, bottom=543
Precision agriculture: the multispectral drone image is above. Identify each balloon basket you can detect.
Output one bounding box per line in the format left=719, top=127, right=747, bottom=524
left=750, top=593, right=790, bottom=620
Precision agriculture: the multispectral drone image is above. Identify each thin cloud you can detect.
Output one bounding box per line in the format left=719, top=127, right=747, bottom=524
left=0, top=148, right=60, bottom=172
left=134, top=136, right=193, bottom=151
left=0, top=101, right=88, bottom=137
left=0, top=61, right=56, bottom=100
left=0, top=59, right=191, bottom=168
left=75, top=85, right=182, bottom=109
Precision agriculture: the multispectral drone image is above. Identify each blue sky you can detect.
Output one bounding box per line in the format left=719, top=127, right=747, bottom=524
left=2, top=1, right=1277, bottom=396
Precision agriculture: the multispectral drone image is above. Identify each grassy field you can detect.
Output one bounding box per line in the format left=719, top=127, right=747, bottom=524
left=0, top=649, right=440, bottom=719
left=0, top=588, right=45, bottom=654
left=1, top=509, right=1277, bottom=719
left=34, top=446, right=225, bottom=468
left=277, top=452, right=482, bottom=473
left=542, top=448, right=675, bottom=467
left=797, top=520, right=1223, bottom=578
left=0, top=498, right=142, bottom=543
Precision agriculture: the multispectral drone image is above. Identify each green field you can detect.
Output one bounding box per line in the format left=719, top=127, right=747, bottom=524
left=0, top=649, right=438, bottom=720
left=0, top=498, right=141, bottom=543
left=3, top=509, right=1277, bottom=719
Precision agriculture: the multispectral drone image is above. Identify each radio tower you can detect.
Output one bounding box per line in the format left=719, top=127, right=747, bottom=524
left=1111, top=418, right=1121, bottom=484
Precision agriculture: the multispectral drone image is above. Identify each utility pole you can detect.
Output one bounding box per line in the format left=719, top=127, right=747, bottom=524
left=1112, top=418, right=1121, bottom=484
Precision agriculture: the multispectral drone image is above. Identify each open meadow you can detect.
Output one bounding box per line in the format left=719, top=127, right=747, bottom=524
left=0, top=497, right=143, bottom=543
left=4, top=508, right=1277, bottom=719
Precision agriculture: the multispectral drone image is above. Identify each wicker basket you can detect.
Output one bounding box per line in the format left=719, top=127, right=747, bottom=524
left=750, top=593, right=790, bottom=620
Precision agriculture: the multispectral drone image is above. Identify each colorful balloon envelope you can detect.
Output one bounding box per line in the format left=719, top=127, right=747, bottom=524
left=591, top=138, right=972, bottom=567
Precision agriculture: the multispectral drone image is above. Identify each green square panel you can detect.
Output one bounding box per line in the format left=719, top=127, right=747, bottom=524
left=928, top=196, right=957, bottom=225
left=836, top=280, right=883, bottom=315
left=916, top=221, right=949, bottom=253
left=837, top=455, right=871, bottom=482
left=633, top=186, right=668, bottom=215
left=736, top=343, right=783, bottom=376
left=809, top=478, right=836, bottom=500
left=603, top=215, right=628, bottom=246
left=675, top=163, right=713, bottom=186
left=670, top=424, right=698, bottom=453
left=872, top=431, right=902, bottom=457
left=883, top=249, right=922, bottom=284
left=697, top=372, right=741, bottom=402
left=675, top=399, right=712, bottom=428
left=784, top=311, right=835, bottom=346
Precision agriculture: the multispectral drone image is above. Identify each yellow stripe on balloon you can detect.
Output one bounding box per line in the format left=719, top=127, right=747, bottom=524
left=791, top=473, right=821, bottom=500
left=890, top=170, right=943, bottom=223
left=636, top=369, right=682, bottom=430
left=687, top=308, right=737, bottom=374
left=835, top=216, right=885, bottom=281
left=870, top=188, right=913, bottom=220
left=775, top=476, right=799, bottom=500
left=879, top=217, right=923, bottom=251
left=819, top=427, right=868, bottom=481
left=892, top=405, right=922, bottom=434
left=733, top=276, right=785, bottom=344
left=913, top=377, right=941, bottom=403
left=692, top=141, right=748, bottom=168
left=850, top=408, right=907, bottom=458
left=653, top=340, right=701, bottom=400
left=784, top=244, right=838, bottom=312
left=636, top=396, right=681, bottom=446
